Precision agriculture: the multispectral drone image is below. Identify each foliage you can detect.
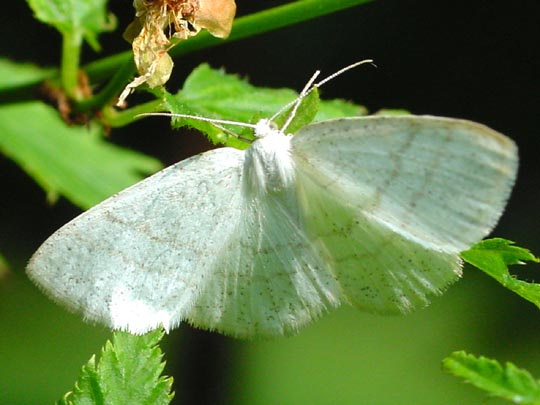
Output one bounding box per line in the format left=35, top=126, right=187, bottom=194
left=445, top=241, right=540, bottom=403
left=0, top=78, right=161, bottom=208
left=462, top=239, right=540, bottom=309
left=26, top=0, right=113, bottom=50
left=57, top=330, right=173, bottom=405
left=160, top=63, right=366, bottom=149
left=443, top=351, right=540, bottom=405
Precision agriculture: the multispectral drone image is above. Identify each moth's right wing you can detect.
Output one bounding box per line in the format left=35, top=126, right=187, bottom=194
left=292, top=116, right=517, bottom=313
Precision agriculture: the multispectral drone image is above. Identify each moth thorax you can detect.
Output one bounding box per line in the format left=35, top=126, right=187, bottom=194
left=243, top=131, right=295, bottom=196
left=253, top=119, right=280, bottom=138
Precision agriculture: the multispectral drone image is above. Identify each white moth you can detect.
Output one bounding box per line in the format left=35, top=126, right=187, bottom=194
left=27, top=64, right=518, bottom=338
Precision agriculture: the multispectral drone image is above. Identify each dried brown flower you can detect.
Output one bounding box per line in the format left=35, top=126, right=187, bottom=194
left=118, top=0, right=236, bottom=106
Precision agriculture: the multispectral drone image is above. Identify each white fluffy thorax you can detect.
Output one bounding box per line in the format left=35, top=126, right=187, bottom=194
left=243, top=119, right=295, bottom=195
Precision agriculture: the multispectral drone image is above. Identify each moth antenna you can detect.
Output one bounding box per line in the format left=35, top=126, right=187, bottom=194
left=137, top=112, right=257, bottom=143
left=138, top=112, right=258, bottom=129
left=279, top=59, right=375, bottom=133
left=269, top=70, right=321, bottom=123
left=280, top=70, right=321, bottom=133
left=314, top=59, right=375, bottom=89
left=138, top=60, right=375, bottom=138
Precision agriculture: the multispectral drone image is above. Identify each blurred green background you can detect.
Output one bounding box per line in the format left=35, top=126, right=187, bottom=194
left=1, top=1, right=539, bottom=404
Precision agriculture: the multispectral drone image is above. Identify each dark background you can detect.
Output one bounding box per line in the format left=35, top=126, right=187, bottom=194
left=1, top=1, right=539, bottom=404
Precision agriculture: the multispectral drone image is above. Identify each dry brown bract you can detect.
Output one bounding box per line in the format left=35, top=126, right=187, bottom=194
left=118, top=0, right=236, bottom=106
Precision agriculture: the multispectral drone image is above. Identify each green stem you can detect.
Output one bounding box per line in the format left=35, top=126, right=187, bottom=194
left=103, top=99, right=165, bottom=128
left=73, top=59, right=135, bottom=113
left=0, top=69, right=57, bottom=105
left=61, top=31, right=83, bottom=100
left=171, top=0, right=374, bottom=58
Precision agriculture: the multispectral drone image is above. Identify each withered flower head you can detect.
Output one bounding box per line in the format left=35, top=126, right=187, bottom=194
left=118, top=0, right=236, bottom=106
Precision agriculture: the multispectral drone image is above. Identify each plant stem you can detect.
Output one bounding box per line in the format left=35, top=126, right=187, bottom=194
left=170, top=0, right=374, bottom=58
left=61, top=32, right=83, bottom=100
left=103, top=99, right=165, bottom=128
left=73, top=59, right=135, bottom=113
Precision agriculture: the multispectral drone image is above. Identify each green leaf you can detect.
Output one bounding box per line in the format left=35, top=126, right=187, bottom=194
left=271, top=88, right=321, bottom=135
left=0, top=59, right=53, bottom=90
left=59, top=330, right=174, bottom=405
left=0, top=101, right=161, bottom=209
left=164, top=64, right=367, bottom=147
left=25, top=0, right=114, bottom=50
left=443, top=351, right=540, bottom=404
left=461, top=238, right=540, bottom=308
left=316, top=98, right=368, bottom=120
